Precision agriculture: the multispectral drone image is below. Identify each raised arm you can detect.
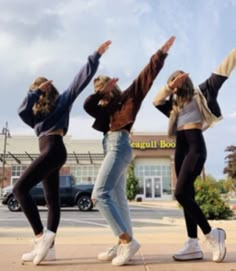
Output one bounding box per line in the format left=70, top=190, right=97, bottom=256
left=61, top=40, right=112, bottom=106
left=198, top=48, right=236, bottom=118
left=123, top=36, right=175, bottom=104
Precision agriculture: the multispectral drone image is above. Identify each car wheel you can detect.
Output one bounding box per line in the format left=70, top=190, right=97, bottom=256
left=7, top=196, right=21, bottom=212
left=77, top=195, right=93, bottom=211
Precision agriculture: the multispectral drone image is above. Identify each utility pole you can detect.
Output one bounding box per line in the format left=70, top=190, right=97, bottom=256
left=0, top=122, right=11, bottom=198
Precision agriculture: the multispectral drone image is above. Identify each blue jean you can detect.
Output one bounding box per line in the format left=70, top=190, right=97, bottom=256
left=92, top=131, right=133, bottom=237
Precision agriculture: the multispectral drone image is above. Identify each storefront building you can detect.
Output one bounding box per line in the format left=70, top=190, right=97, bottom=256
left=0, top=132, right=176, bottom=200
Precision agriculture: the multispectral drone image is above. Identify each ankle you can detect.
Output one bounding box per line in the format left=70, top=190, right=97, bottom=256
left=119, top=233, right=132, bottom=244
left=35, top=232, right=44, bottom=239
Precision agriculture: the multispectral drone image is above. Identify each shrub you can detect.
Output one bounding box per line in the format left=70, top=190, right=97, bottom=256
left=126, top=162, right=139, bottom=201
left=195, top=177, right=234, bottom=220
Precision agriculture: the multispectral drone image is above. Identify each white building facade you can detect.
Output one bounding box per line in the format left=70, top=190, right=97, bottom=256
left=0, top=132, right=176, bottom=200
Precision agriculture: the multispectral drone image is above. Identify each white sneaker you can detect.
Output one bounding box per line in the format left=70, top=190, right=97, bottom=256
left=97, top=245, right=118, bottom=261
left=22, top=246, right=56, bottom=263
left=112, top=239, right=140, bottom=266
left=33, top=229, right=56, bottom=265
left=173, top=238, right=203, bottom=261
left=205, top=228, right=226, bottom=262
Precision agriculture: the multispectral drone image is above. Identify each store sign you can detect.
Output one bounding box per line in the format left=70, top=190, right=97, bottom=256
left=130, top=139, right=176, bottom=150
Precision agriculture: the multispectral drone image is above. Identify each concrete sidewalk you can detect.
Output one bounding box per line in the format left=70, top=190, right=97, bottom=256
left=0, top=217, right=236, bottom=271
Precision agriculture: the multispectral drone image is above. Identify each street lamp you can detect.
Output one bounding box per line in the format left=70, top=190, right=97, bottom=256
left=0, top=122, right=11, bottom=197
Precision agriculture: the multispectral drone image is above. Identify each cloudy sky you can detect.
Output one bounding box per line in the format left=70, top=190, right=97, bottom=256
left=0, top=0, right=235, bottom=179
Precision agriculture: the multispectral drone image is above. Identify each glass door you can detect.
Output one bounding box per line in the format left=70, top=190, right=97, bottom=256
left=144, top=176, right=162, bottom=199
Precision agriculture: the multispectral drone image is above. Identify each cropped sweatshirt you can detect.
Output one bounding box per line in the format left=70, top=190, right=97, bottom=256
left=83, top=49, right=168, bottom=134
left=153, top=48, right=236, bottom=137
left=18, top=51, right=101, bottom=137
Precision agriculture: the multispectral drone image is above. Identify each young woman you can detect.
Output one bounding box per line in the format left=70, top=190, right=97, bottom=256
left=83, top=36, right=175, bottom=266
left=153, top=48, right=236, bottom=262
left=14, top=40, right=111, bottom=265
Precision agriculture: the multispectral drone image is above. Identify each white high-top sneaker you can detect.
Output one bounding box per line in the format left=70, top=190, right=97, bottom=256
left=97, top=245, right=118, bottom=261
left=173, top=238, right=203, bottom=261
left=33, top=229, right=56, bottom=265
left=205, top=228, right=226, bottom=262
left=22, top=244, right=56, bottom=263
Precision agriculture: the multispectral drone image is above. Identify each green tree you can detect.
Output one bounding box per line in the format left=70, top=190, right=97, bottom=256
left=126, top=162, right=139, bottom=201
left=224, top=145, right=236, bottom=179
left=195, top=176, right=234, bottom=220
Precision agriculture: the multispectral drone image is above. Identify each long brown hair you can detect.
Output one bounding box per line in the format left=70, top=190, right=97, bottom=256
left=29, top=77, right=59, bottom=116
left=167, top=70, right=194, bottom=110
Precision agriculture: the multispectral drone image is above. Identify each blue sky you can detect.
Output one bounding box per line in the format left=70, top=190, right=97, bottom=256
left=0, top=0, right=235, bottom=179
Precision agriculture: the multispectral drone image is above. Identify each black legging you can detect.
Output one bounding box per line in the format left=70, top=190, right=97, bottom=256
left=174, top=129, right=211, bottom=238
left=13, top=135, right=67, bottom=235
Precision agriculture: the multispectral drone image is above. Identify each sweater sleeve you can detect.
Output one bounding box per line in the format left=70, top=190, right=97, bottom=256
left=153, top=84, right=172, bottom=106
left=152, top=84, right=173, bottom=117
left=123, top=50, right=168, bottom=104
left=214, top=48, right=236, bottom=77
left=198, top=48, right=236, bottom=118
left=199, top=48, right=236, bottom=94
left=17, top=89, right=42, bottom=128
left=61, top=51, right=101, bottom=107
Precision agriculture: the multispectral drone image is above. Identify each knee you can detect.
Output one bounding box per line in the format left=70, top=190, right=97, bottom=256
left=174, top=190, right=185, bottom=204
left=13, top=183, right=22, bottom=200
left=93, top=188, right=110, bottom=203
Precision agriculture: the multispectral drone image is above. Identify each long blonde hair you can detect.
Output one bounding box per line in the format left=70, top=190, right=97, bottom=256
left=167, top=70, right=194, bottom=110
left=29, top=77, right=59, bottom=116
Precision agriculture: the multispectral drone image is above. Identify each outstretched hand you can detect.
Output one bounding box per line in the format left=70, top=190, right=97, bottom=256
left=38, top=80, right=53, bottom=93
left=168, top=72, right=189, bottom=92
left=160, top=36, right=175, bottom=54
left=97, top=40, right=112, bottom=55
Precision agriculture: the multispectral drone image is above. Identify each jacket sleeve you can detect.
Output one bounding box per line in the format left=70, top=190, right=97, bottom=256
left=152, top=84, right=173, bottom=117
left=123, top=49, right=168, bottom=104
left=83, top=92, right=104, bottom=118
left=198, top=48, right=236, bottom=117
left=61, top=51, right=101, bottom=107
left=17, top=89, right=42, bottom=128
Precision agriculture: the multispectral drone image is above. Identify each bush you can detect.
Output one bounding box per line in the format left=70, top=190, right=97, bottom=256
left=126, top=162, right=139, bottom=201
left=195, top=177, right=234, bottom=220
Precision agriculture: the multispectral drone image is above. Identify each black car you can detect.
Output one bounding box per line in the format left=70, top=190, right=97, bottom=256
left=2, top=175, right=94, bottom=212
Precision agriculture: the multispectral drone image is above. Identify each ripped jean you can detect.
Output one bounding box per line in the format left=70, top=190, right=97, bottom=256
left=92, top=130, right=133, bottom=237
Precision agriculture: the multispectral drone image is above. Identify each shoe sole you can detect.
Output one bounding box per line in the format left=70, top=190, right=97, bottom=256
left=22, top=257, right=56, bottom=264
left=214, top=228, right=226, bottom=263
left=97, top=254, right=116, bottom=262
left=173, top=251, right=203, bottom=261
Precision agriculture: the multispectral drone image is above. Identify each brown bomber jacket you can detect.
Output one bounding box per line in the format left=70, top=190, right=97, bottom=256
left=83, top=49, right=168, bottom=134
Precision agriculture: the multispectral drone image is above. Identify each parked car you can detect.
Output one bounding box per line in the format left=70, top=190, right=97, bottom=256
left=2, top=175, right=94, bottom=212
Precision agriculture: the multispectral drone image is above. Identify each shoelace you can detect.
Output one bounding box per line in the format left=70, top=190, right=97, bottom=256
left=116, top=244, right=125, bottom=259
left=205, top=236, right=218, bottom=250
